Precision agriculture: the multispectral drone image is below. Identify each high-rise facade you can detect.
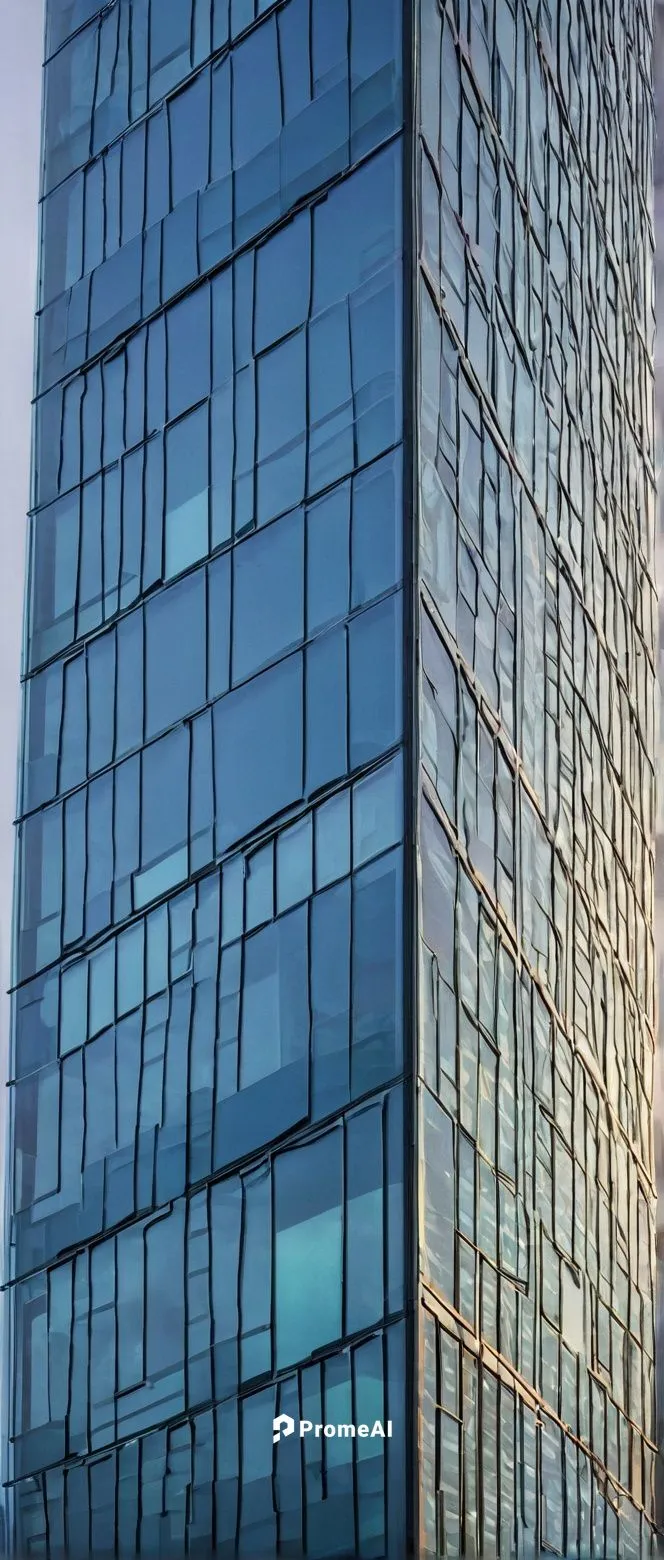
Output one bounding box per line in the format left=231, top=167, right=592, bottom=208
left=4, top=0, right=657, bottom=1557
left=651, top=0, right=664, bottom=1526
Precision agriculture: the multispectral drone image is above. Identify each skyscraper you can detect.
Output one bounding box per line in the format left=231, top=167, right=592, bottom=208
left=5, top=0, right=657, bottom=1556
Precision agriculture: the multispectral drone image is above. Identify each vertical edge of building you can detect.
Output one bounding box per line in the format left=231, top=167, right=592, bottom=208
left=652, top=0, right=664, bottom=1543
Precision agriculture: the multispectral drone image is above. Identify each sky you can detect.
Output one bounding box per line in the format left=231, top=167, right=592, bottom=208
left=0, top=0, right=43, bottom=1145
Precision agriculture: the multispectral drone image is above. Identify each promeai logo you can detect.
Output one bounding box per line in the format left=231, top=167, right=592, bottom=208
left=273, top=1415, right=392, bottom=1443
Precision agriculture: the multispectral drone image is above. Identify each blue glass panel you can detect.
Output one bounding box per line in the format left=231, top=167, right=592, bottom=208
left=232, top=509, right=304, bottom=682
left=233, top=248, right=254, bottom=369
left=93, top=4, right=130, bottom=151
left=143, top=436, right=164, bottom=590
left=275, top=1131, right=343, bottom=1367
left=216, top=908, right=311, bottom=1166
left=30, top=493, right=79, bottom=664
left=164, top=406, right=210, bottom=579
left=120, top=452, right=143, bottom=611
left=312, top=0, right=347, bottom=92
left=278, top=0, right=310, bottom=121
left=211, top=267, right=233, bottom=389
left=308, top=304, right=354, bottom=493
left=352, top=753, right=403, bottom=867
left=121, top=125, right=146, bottom=248
left=255, top=213, right=310, bottom=352
left=306, top=629, right=348, bottom=793
left=207, top=552, right=231, bottom=699
left=306, top=483, right=350, bottom=634
left=149, top=0, right=192, bottom=103
left=239, top=908, right=309, bottom=1090
left=256, top=333, right=307, bottom=523
left=88, top=240, right=142, bottom=359
left=113, top=755, right=140, bottom=924
left=351, top=449, right=403, bottom=608
left=350, top=265, right=402, bottom=464
left=169, top=72, right=211, bottom=208
left=346, top=1103, right=384, bottom=1335
left=87, top=633, right=115, bottom=773
left=166, top=287, right=211, bottom=421
left=315, top=790, right=351, bottom=888
left=350, top=0, right=402, bottom=157
left=245, top=842, right=273, bottom=930
left=421, top=799, right=456, bottom=968
left=41, top=176, right=84, bottom=306
left=349, top=593, right=402, bottom=768
left=137, top=729, right=190, bottom=907
left=162, top=194, right=199, bottom=305
left=232, top=19, right=281, bottom=167
left=102, top=465, right=121, bottom=617
left=211, top=385, right=234, bottom=547
left=214, top=655, right=304, bottom=852
left=14, top=973, right=59, bottom=1078
left=422, top=610, right=457, bottom=818
left=19, top=804, right=63, bottom=975
left=276, top=816, right=313, bottom=911
left=59, top=656, right=86, bottom=793
left=313, top=142, right=401, bottom=313
left=190, top=710, right=215, bottom=874
left=311, top=879, right=351, bottom=1118
left=145, top=1212, right=185, bottom=1379
left=84, top=161, right=104, bottom=274
left=210, top=57, right=232, bottom=186
left=145, top=571, right=207, bottom=739
left=86, top=774, right=114, bottom=937
left=351, top=848, right=402, bottom=1096
left=240, top=1169, right=272, bottom=1380
left=146, top=313, right=167, bottom=433
left=421, top=1088, right=455, bottom=1303
left=44, top=25, right=96, bottom=189
left=46, top=0, right=102, bottom=56
left=116, top=611, right=144, bottom=758
left=221, top=857, right=244, bottom=946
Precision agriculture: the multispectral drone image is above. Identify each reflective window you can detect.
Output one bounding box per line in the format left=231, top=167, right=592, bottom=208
left=30, top=154, right=402, bottom=674
left=13, top=1322, right=406, bottom=1556
left=232, top=510, right=304, bottom=681
left=255, top=212, right=310, bottom=350
left=38, top=0, right=403, bottom=394
left=239, top=908, right=309, bottom=1090
left=136, top=727, right=189, bottom=906
left=166, top=287, right=211, bottom=420
left=275, top=1131, right=343, bottom=1366
left=352, top=848, right=402, bottom=1096
left=165, top=405, right=210, bottom=579
left=214, top=654, right=304, bottom=852
left=12, top=1090, right=403, bottom=1459
left=145, top=572, right=207, bottom=738
left=15, top=0, right=407, bottom=1546
left=349, top=593, right=402, bottom=769
left=416, top=0, right=657, bottom=1547
left=12, top=759, right=402, bottom=1270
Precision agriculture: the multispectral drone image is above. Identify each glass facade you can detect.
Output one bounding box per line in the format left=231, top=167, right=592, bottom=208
left=8, top=1, right=408, bottom=1554
left=416, top=0, right=658, bottom=1555
left=4, top=0, right=657, bottom=1556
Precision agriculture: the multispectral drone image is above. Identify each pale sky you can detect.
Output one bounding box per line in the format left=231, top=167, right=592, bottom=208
left=0, top=0, right=43, bottom=1134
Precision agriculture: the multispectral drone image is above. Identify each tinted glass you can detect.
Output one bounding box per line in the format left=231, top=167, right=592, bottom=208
left=416, top=0, right=657, bottom=1551
left=13, top=0, right=407, bottom=1552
